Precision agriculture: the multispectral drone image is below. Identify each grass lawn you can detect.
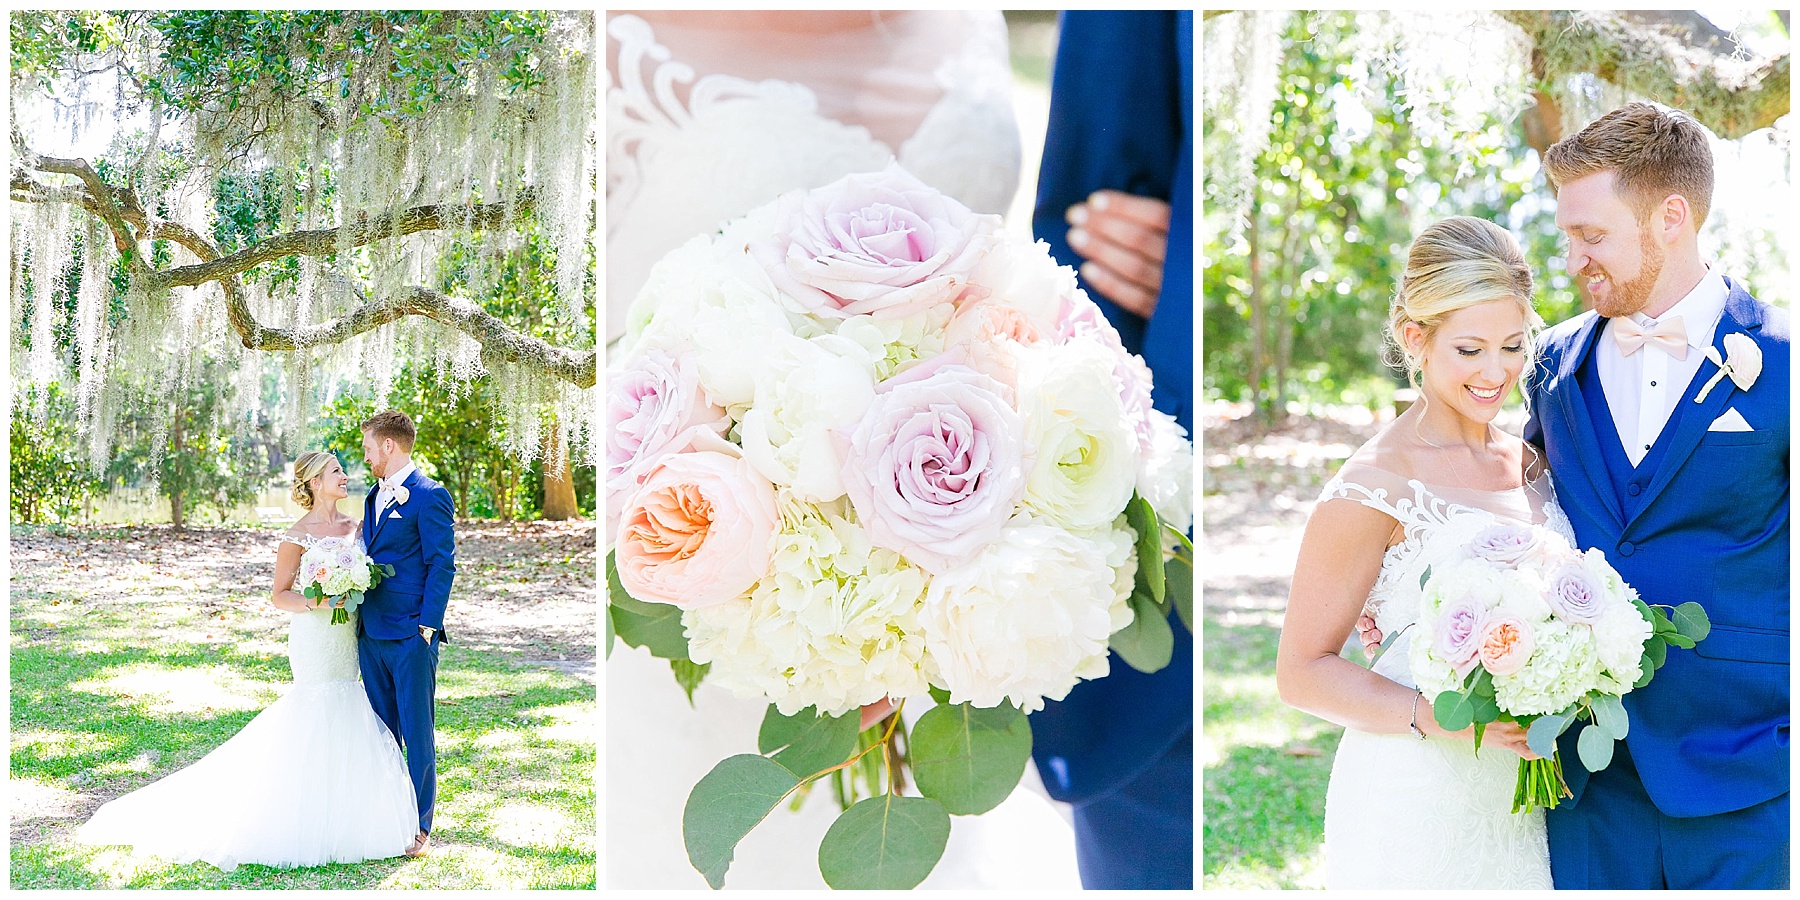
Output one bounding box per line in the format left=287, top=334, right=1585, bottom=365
left=10, top=525, right=596, bottom=889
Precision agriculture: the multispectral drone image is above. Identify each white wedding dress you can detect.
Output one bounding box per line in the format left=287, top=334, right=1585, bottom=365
left=605, top=12, right=1078, bottom=889
left=78, top=533, right=418, bottom=872
left=1316, top=460, right=1560, bottom=889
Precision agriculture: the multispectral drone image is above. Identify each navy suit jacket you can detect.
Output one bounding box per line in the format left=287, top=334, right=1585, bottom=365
left=361, top=468, right=457, bottom=641
left=1027, top=9, right=1194, bottom=806
left=1524, top=278, right=1789, bottom=817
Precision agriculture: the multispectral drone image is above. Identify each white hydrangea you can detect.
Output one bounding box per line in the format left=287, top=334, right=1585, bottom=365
left=1493, top=617, right=1600, bottom=717
left=834, top=308, right=952, bottom=383
left=682, top=496, right=932, bottom=717
left=920, top=513, right=1134, bottom=713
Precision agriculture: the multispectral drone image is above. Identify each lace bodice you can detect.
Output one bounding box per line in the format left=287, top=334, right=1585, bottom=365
left=605, top=11, right=1022, bottom=344
left=279, top=531, right=364, bottom=684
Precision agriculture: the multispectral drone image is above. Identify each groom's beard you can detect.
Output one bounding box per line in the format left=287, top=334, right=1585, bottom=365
left=1591, top=227, right=1666, bottom=319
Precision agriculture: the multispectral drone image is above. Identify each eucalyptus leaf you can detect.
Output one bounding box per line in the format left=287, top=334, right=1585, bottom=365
left=1126, top=494, right=1165, bottom=604
left=1433, top=690, right=1475, bottom=732
left=818, top=794, right=951, bottom=889
left=1575, top=723, right=1615, bottom=772
left=1526, top=713, right=1565, bottom=759
left=608, top=552, right=690, bottom=660
left=1167, top=552, right=1193, bottom=633
left=757, top=705, right=859, bottom=779
left=671, top=659, right=710, bottom=707
left=928, top=685, right=952, bottom=705
left=1111, top=591, right=1174, bottom=673
left=1672, top=602, right=1712, bottom=641
left=1644, top=636, right=1667, bottom=668
left=1664, top=633, right=1696, bottom=650
left=1591, top=693, right=1628, bottom=740
left=683, top=754, right=800, bottom=889
left=911, top=702, right=1032, bottom=815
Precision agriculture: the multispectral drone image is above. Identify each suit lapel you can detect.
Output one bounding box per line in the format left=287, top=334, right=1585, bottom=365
left=1548, top=315, right=1625, bottom=532
left=1632, top=285, right=1765, bottom=519
left=363, top=485, right=378, bottom=546
left=370, top=468, right=420, bottom=543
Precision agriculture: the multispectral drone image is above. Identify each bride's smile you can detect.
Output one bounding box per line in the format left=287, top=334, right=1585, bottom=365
left=1404, top=298, right=1529, bottom=432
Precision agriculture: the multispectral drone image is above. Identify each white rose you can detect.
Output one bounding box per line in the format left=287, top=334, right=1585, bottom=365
left=1014, top=342, right=1139, bottom=531
left=737, top=333, right=876, bottom=502
left=1136, top=410, right=1193, bottom=535
left=920, top=513, right=1131, bottom=713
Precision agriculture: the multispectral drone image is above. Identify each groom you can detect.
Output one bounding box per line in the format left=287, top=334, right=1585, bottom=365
left=359, top=409, right=457, bottom=858
left=1525, top=102, right=1789, bottom=888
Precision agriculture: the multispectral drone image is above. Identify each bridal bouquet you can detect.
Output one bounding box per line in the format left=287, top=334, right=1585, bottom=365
left=605, top=163, right=1192, bottom=889
left=298, top=543, right=393, bottom=625
left=1408, top=520, right=1709, bottom=813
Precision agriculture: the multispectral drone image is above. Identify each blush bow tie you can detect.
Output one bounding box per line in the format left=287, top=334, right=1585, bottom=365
left=1613, top=316, right=1688, bottom=360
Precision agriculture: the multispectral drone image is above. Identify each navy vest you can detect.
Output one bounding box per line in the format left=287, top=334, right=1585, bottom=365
left=1574, top=337, right=1703, bottom=522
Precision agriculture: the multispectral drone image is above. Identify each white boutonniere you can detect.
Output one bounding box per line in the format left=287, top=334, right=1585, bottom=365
left=391, top=484, right=411, bottom=506
left=1694, top=332, right=1762, bottom=403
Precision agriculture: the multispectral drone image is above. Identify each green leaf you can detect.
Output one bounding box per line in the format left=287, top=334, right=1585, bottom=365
left=911, top=702, right=1032, bottom=815
left=1162, top=519, right=1194, bottom=555
left=1166, top=552, right=1193, bottom=633
left=1591, top=693, right=1629, bottom=740
left=1433, top=690, right=1475, bottom=732
left=1644, top=636, right=1668, bottom=668
left=1126, top=494, right=1164, bottom=604
left=1672, top=602, right=1711, bottom=641
left=1471, top=720, right=1486, bottom=754
left=604, top=598, right=615, bottom=658
left=1634, top=654, right=1655, bottom=688
left=817, top=794, right=952, bottom=889
left=928, top=685, right=952, bottom=705
left=671, top=659, right=710, bottom=706
left=1111, top=590, right=1174, bottom=673
left=1526, top=713, right=1565, bottom=759
left=1575, top=723, right=1615, bottom=772
left=1469, top=667, right=1496, bottom=699
left=683, top=754, right=800, bottom=889
left=1419, top=564, right=1433, bottom=591
left=757, top=705, right=859, bottom=779
left=1469, top=690, right=1500, bottom=723
left=1664, top=633, right=1696, bottom=650
left=607, top=552, right=690, bottom=660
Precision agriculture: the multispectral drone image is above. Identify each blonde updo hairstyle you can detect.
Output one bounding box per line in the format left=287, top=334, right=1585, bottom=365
left=1386, top=216, right=1541, bottom=389
left=291, top=451, right=338, bottom=512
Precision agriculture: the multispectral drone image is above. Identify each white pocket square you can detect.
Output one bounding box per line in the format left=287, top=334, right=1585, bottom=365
left=1707, top=408, right=1753, bottom=432
left=387, top=510, right=405, bottom=519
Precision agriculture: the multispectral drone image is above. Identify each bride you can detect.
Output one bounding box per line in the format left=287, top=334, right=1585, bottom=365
left=1274, top=216, right=1557, bottom=889
left=78, top=451, right=419, bottom=871
left=606, top=10, right=1077, bottom=889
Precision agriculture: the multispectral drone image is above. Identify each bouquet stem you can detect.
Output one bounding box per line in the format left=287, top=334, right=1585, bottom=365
left=330, top=606, right=349, bottom=625
left=1512, top=753, right=1572, bottom=814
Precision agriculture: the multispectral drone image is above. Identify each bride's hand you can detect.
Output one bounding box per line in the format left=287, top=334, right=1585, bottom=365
left=1065, top=190, right=1170, bottom=318
left=1418, top=698, right=1539, bottom=760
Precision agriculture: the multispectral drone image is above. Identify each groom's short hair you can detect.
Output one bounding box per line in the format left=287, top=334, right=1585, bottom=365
left=361, top=409, right=417, bottom=451
left=1543, top=101, right=1714, bottom=229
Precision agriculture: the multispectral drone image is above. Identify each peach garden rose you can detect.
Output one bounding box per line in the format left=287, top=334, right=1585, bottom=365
left=615, top=451, right=778, bottom=610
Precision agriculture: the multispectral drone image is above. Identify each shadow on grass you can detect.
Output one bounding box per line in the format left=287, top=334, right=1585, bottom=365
left=12, top=587, right=595, bottom=889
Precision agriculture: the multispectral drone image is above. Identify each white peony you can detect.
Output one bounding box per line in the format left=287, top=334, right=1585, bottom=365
left=1592, top=602, right=1653, bottom=686
left=920, top=513, right=1134, bottom=713
left=1492, top=617, right=1600, bottom=717
left=1013, top=342, right=1139, bottom=532
left=737, top=332, right=876, bottom=502
left=683, top=496, right=932, bottom=717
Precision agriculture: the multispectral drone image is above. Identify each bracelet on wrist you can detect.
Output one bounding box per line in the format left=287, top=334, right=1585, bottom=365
left=1409, top=691, right=1427, bottom=741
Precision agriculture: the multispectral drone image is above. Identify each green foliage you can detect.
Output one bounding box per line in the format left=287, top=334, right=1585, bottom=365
left=102, top=353, right=270, bottom=527
left=757, top=705, right=860, bottom=780
left=605, top=552, right=690, bottom=661
left=910, top=702, right=1032, bottom=816
left=816, top=795, right=951, bottom=890
left=1204, top=11, right=1578, bottom=418
left=10, top=384, right=105, bottom=524
left=682, top=754, right=800, bottom=890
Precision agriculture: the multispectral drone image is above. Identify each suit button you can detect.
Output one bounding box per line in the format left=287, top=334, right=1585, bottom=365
left=1626, top=484, right=1642, bottom=497
left=1619, top=541, right=1636, bottom=557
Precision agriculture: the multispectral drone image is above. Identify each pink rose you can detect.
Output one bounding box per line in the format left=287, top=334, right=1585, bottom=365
left=1469, top=524, right=1542, bottom=566
left=1432, top=594, right=1489, bottom=676
left=1477, top=613, right=1536, bottom=676
left=615, top=451, right=777, bottom=610
left=606, top=351, right=730, bottom=540
left=1546, top=564, right=1606, bottom=624
left=750, top=163, right=998, bottom=320
left=840, top=354, right=1027, bottom=573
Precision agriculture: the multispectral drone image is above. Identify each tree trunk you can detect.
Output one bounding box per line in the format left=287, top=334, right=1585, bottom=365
left=170, top=413, right=186, bottom=530
left=540, top=421, right=580, bottom=521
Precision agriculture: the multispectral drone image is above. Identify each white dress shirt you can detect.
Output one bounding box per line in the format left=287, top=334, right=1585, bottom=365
left=1595, top=267, right=1728, bottom=466
left=376, top=461, right=417, bottom=515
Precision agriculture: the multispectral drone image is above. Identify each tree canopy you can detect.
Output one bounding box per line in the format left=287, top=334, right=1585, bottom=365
left=10, top=11, right=596, bottom=484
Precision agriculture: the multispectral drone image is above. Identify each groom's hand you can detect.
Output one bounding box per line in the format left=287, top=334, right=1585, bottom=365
left=1065, top=190, right=1171, bottom=319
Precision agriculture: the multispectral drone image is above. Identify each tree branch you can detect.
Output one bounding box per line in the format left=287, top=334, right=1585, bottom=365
left=1500, top=10, right=1789, bottom=140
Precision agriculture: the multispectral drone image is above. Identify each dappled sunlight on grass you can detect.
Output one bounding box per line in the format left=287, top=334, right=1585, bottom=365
left=490, top=802, right=576, bottom=850
left=71, top=664, right=277, bottom=714
left=1205, top=852, right=1326, bottom=890
left=12, top=776, right=86, bottom=819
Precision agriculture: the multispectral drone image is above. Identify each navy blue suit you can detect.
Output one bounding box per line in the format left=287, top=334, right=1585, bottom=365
left=1028, top=10, right=1193, bottom=889
left=1524, top=278, right=1789, bottom=888
left=360, top=467, right=456, bottom=834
